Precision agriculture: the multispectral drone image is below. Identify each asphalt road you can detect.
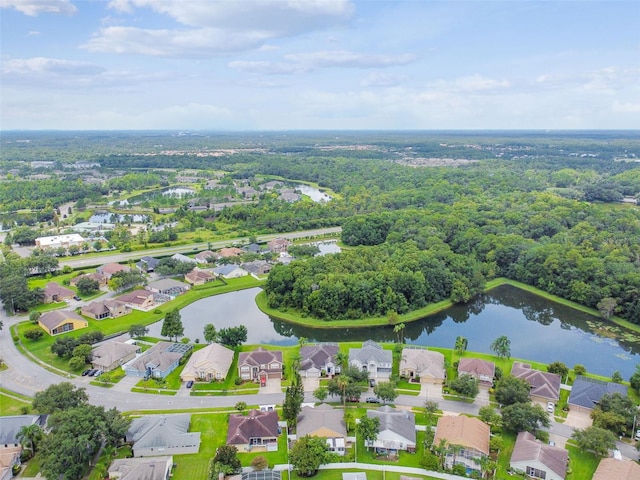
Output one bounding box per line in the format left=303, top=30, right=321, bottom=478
left=59, top=226, right=342, bottom=269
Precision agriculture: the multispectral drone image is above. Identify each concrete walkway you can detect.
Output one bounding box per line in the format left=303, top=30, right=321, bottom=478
left=273, top=463, right=468, bottom=480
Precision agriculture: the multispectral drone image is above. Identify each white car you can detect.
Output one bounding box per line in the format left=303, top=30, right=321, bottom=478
left=635, top=430, right=640, bottom=441
left=547, top=402, right=555, bottom=413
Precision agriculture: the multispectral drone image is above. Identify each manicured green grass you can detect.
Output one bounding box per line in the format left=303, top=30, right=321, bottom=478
left=0, top=388, right=32, bottom=415
left=131, top=387, right=176, bottom=395
left=20, top=455, right=43, bottom=477
left=566, top=442, right=600, bottom=480
left=495, top=431, right=517, bottom=479
left=355, top=430, right=425, bottom=467
left=310, top=471, right=440, bottom=480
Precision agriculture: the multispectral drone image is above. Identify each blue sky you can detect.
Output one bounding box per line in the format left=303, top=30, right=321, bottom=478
left=1, top=0, right=639, bottom=130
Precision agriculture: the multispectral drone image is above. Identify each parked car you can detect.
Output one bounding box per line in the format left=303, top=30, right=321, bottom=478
left=547, top=402, right=555, bottom=413
left=73, top=295, right=81, bottom=301
left=81, top=369, right=91, bottom=376
left=635, top=430, right=640, bottom=441
left=366, top=396, right=380, bottom=403
left=86, top=369, right=97, bottom=376
left=346, top=396, right=360, bottom=403
left=92, top=369, right=103, bottom=377
left=369, top=378, right=376, bottom=387
left=186, top=380, right=194, bottom=388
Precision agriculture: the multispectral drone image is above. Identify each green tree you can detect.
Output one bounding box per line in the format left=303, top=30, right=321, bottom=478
left=357, top=416, right=380, bottom=450
left=76, top=277, right=99, bottom=295
left=574, top=364, right=587, bottom=376
left=128, top=324, right=148, bottom=338
left=235, top=402, right=246, bottom=413
left=547, top=361, right=569, bottom=379
left=449, top=374, right=479, bottom=398
left=596, top=297, right=618, bottom=320
left=454, top=336, right=468, bottom=356
left=17, top=423, right=44, bottom=454
left=33, top=383, right=88, bottom=413
left=314, top=386, right=328, bottom=402
left=68, top=356, right=87, bottom=370
left=393, top=322, right=405, bottom=343
left=571, top=426, right=617, bottom=457
left=29, top=311, right=41, bottom=324
left=373, top=380, right=399, bottom=403
left=250, top=456, right=268, bottom=471
left=161, top=309, right=184, bottom=342
left=24, top=328, right=43, bottom=341
left=209, top=445, right=241, bottom=478
left=494, top=376, right=531, bottom=406
left=490, top=335, right=511, bottom=359
left=283, top=373, right=304, bottom=428
left=611, top=371, right=623, bottom=383
left=591, top=392, right=636, bottom=436
left=478, top=405, right=502, bottom=430
left=501, top=403, right=550, bottom=433
left=450, top=279, right=471, bottom=303
left=629, top=364, right=640, bottom=393
left=424, top=400, right=439, bottom=426
left=203, top=323, right=217, bottom=343
left=217, top=325, right=247, bottom=347
left=72, top=344, right=93, bottom=363
left=289, top=435, right=331, bottom=477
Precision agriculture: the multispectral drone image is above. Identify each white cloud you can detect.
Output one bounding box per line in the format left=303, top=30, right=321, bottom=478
left=26, top=30, right=41, bottom=36
left=2, top=57, right=104, bottom=75
left=91, top=0, right=355, bottom=56
left=229, top=60, right=308, bottom=75
left=0, top=0, right=76, bottom=16
left=612, top=100, right=640, bottom=113
left=285, top=50, right=417, bottom=69
left=360, top=72, right=406, bottom=87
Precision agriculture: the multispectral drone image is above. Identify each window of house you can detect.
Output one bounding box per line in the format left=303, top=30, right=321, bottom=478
left=526, top=467, right=546, bottom=479
left=241, top=366, right=249, bottom=372
left=270, top=363, right=279, bottom=369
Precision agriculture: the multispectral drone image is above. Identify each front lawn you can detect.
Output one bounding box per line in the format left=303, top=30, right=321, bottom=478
left=565, top=442, right=600, bottom=480
left=0, top=388, right=32, bottom=415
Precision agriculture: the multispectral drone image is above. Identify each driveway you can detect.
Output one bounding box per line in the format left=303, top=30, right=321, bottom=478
left=302, top=376, right=319, bottom=393
left=420, top=383, right=443, bottom=401
left=260, top=379, right=283, bottom=394
left=565, top=410, right=593, bottom=429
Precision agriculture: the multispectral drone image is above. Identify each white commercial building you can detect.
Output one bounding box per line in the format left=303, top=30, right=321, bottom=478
left=35, top=233, right=85, bottom=249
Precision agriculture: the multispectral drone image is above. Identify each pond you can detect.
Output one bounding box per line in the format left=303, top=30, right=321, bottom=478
left=314, top=240, right=341, bottom=256
left=89, top=212, right=149, bottom=223
left=296, top=184, right=332, bottom=202
left=127, top=187, right=196, bottom=204
left=145, top=285, right=640, bottom=378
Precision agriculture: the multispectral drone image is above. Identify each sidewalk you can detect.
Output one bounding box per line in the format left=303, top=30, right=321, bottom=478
left=272, top=462, right=468, bottom=480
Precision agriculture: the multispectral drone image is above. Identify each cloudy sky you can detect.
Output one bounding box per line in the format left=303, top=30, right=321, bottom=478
left=1, top=0, right=639, bottom=130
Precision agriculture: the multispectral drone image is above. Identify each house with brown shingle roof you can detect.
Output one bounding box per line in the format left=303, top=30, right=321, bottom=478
left=184, top=268, right=216, bottom=286
left=458, top=358, right=495, bottom=387
left=433, top=416, right=490, bottom=473
left=42, top=282, right=75, bottom=303
left=96, top=262, right=131, bottom=279
left=70, top=272, right=107, bottom=288
left=297, top=404, right=346, bottom=456
left=116, top=290, right=156, bottom=311
left=38, top=310, right=88, bottom=336
left=92, top=340, right=140, bottom=372
left=592, top=458, right=640, bottom=480
left=510, top=431, right=568, bottom=480
left=267, top=238, right=291, bottom=254
left=511, top=362, right=561, bottom=403
left=145, top=278, right=190, bottom=296
left=400, top=348, right=445, bottom=384
left=81, top=299, right=131, bottom=320
left=219, top=247, right=243, bottom=258
left=195, top=250, right=219, bottom=263
left=238, top=348, right=283, bottom=385
left=299, top=344, right=340, bottom=378
left=227, top=409, right=279, bottom=451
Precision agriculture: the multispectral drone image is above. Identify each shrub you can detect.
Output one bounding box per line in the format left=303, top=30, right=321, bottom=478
left=24, top=328, right=44, bottom=341
left=251, top=456, right=268, bottom=471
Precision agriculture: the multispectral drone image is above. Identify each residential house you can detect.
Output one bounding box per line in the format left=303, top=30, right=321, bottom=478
left=242, top=260, right=273, bottom=276
left=349, top=340, right=392, bottom=379
left=108, top=456, right=173, bottom=480
left=297, top=404, right=347, bottom=456
left=267, top=238, right=291, bottom=254
left=592, top=458, right=640, bottom=480
left=511, top=362, right=561, bottom=404
left=96, top=263, right=131, bottom=279
left=236, top=186, right=259, bottom=198
left=70, top=272, right=107, bottom=288
left=136, top=256, right=161, bottom=273
left=35, top=233, right=84, bottom=250
left=399, top=348, right=446, bottom=384
left=81, top=299, right=131, bottom=320
left=279, top=190, right=301, bottom=203
left=116, top=290, right=156, bottom=311
left=194, top=250, right=219, bottom=264
left=219, top=247, right=243, bottom=258
left=145, top=279, right=190, bottom=297
left=171, top=253, right=197, bottom=264
left=126, top=414, right=200, bottom=457
left=180, top=343, right=234, bottom=383
left=510, top=431, right=569, bottom=480
left=238, top=348, right=283, bottom=385
left=123, top=342, right=192, bottom=379
left=42, top=282, right=75, bottom=304
left=92, top=340, right=140, bottom=372
left=213, top=264, right=248, bottom=279
left=243, top=243, right=262, bottom=254
left=184, top=268, right=216, bottom=286
left=299, top=344, right=340, bottom=378
left=366, top=406, right=416, bottom=454
left=457, top=358, right=495, bottom=387
left=0, top=415, right=47, bottom=480
left=568, top=376, right=628, bottom=414
left=433, top=416, right=490, bottom=473
left=227, top=409, right=280, bottom=451
left=38, top=310, right=88, bottom=336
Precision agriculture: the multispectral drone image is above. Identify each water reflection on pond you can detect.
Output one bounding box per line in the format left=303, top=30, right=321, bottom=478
left=146, top=285, right=640, bottom=378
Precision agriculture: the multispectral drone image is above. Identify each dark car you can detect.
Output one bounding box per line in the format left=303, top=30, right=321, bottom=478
left=86, top=369, right=97, bottom=376
left=369, top=378, right=376, bottom=387
left=346, top=396, right=360, bottom=403
left=73, top=295, right=81, bottom=301
left=186, top=380, right=194, bottom=388
left=81, top=369, right=91, bottom=376
left=366, top=396, right=380, bottom=403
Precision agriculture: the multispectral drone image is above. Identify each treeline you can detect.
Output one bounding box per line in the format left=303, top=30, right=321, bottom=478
left=264, top=242, right=484, bottom=320
left=0, top=178, right=108, bottom=211
left=338, top=192, right=640, bottom=322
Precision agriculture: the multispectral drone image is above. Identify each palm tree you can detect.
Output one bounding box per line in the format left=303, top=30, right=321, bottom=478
left=393, top=323, right=405, bottom=344
left=433, top=438, right=448, bottom=470
left=335, top=351, right=349, bottom=375
left=17, top=424, right=43, bottom=454
left=449, top=444, right=463, bottom=470
left=336, top=375, right=349, bottom=412
left=290, top=353, right=302, bottom=374
left=490, top=335, right=511, bottom=359
left=454, top=336, right=468, bottom=356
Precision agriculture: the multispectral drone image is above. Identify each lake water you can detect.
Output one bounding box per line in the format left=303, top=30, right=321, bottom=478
left=296, top=184, right=332, bottom=202
left=145, top=285, right=640, bottom=378
left=89, top=212, right=149, bottom=223
left=127, top=187, right=196, bottom=204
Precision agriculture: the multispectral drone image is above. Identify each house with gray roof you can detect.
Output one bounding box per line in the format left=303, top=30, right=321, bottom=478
left=0, top=415, right=47, bottom=446
left=108, top=456, right=173, bottom=480
left=171, top=253, right=197, bottom=264
left=568, top=376, right=628, bottom=413
left=180, top=343, right=234, bottom=383
left=297, top=404, right=346, bottom=456
left=123, top=342, right=191, bottom=379
left=399, top=347, right=445, bottom=384
left=510, top=431, right=568, bottom=480
left=349, top=340, right=392, bottom=378
left=145, top=278, right=190, bottom=297
left=241, top=260, right=272, bottom=276
left=366, top=406, right=416, bottom=454
left=299, top=344, right=340, bottom=378
left=136, top=256, right=161, bottom=273
left=511, top=362, right=561, bottom=403
left=126, top=414, right=200, bottom=457
left=227, top=409, right=280, bottom=452
left=92, top=340, right=140, bottom=372
left=213, top=264, right=248, bottom=279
